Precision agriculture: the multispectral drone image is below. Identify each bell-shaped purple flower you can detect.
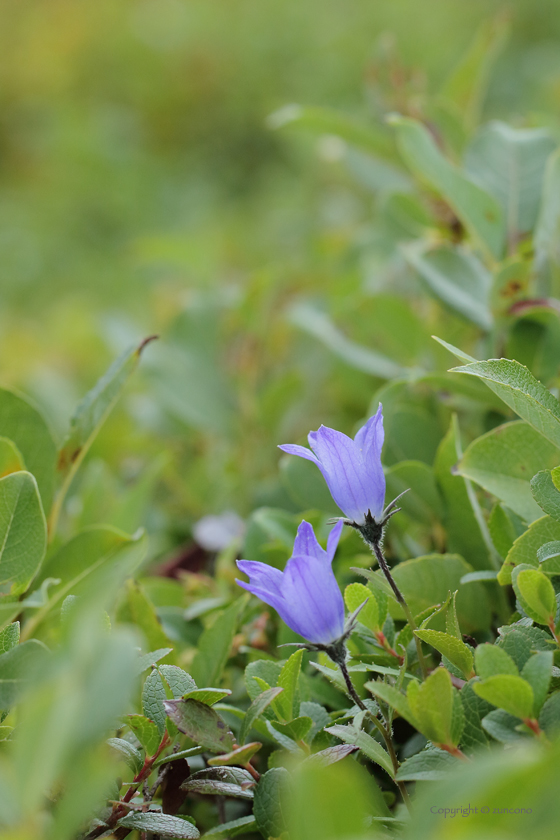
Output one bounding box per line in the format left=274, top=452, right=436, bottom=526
left=279, top=404, right=386, bottom=525
left=236, top=520, right=345, bottom=646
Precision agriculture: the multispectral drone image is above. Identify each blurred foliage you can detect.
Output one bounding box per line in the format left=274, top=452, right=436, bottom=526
left=4, top=2, right=560, bottom=838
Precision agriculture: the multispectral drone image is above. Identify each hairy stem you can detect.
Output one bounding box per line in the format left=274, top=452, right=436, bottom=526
left=370, top=540, right=428, bottom=679
left=337, top=657, right=412, bottom=812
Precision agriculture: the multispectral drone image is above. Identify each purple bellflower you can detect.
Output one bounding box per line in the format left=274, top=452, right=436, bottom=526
left=236, top=520, right=345, bottom=646
left=279, top=404, right=387, bottom=529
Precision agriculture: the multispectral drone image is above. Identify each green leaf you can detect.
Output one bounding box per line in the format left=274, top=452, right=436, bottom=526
left=275, top=649, right=303, bottom=722
left=117, top=812, right=200, bottom=838
left=279, top=454, right=338, bottom=514
left=207, top=742, right=262, bottom=767
left=460, top=679, right=494, bottom=751
left=439, top=16, right=509, bottom=128
left=365, top=680, right=418, bottom=728
left=415, top=630, right=474, bottom=680
left=191, top=596, right=247, bottom=688
left=57, top=338, right=156, bottom=478
left=389, top=115, right=505, bottom=258
left=531, top=470, right=560, bottom=521
left=513, top=567, right=557, bottom=625
left=473, top=674, right=535, bottom=719
left=434, top=419, right=491, bottom=571
left=535, top=148, right=560, bottom=278
left=475, top=644, right=518, bottom=679
left=125, top=579, right=173, bottom=657
left=107, top=737, right=144, bottom=773
left=450, top=358, right=560, bottom=449
left=183, top=688, right=232, bottom=706
left=0, top=389, right=57, bottom=514
left=245, top=660, right=283, bottom=705
left=270, top=716, right=313, bottom=742
left=154, top=747, right=205, bottom=767
left=387, top=553, right=492, bottom=632
left=268, top=104, right=395, bottom=159
left=407, top=668, right=460, bottom=747
left=521, top=652, right=552, bottom=716
left=126, top=714, right=161, bottom=756
left=253, top=767, right=290, bottom=840
left=385, top=460, right=443, bottom=525
left=0, top=639, right=48, bottom=710
left=142, top=665, right=196, bottom=734
left=303, top=745, right=359, bottom=767
left=135, top=647, right=173, bottom=675
left=0, top=472, right=47, bottom=595
left=403, top=241, right=493, bottom=330
left=184, top=768, right=255, bottom=800
left=464, top=122, right=556, bottom=239
left=0, top=437, right=25, bottom=478
left=497, top=624, right=555, bottom=668
left=288, top=302, right=406, bottom=379
left=164, top=698, right=235, bottom=754
left=482, top=708, right=526, bottom=743
left=239, top=687, right=284, bottom=745
left=344, top=583, right=380, bottom=634
left=200, top=816, right=257, bottom=839
left=489, top=503, right=522, bottom=558
left=0, top=622, right=20, bottom=655
left=539, top=691, right=560, bottom=737
left=537, top=540, right=560, bottom=570
left=396, top=748, right=460, bottom=781
left=499, top=515, right=560, bottom=583
left=325, top=723, right=394, bottom=777
left=459, top=421, right=560, bottom=522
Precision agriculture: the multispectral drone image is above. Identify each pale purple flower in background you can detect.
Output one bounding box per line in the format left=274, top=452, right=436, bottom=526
left=236, top=520, right=345, bottom=645
left=279, top=404, right=386, bottom=525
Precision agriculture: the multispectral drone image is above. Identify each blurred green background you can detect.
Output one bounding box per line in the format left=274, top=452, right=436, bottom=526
left=3, top=0, right=560, bottom=559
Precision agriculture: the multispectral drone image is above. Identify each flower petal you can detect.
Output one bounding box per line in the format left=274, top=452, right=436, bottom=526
left=278, top=443, right=320, bottom=466
left=281, top=554, right=345, bottom=645
left=307, top=426, right=374, bottom=524
left=292, top=520, right=327, bottom=562
left=236, top=560, right=285, bottom=613
left=354, top=404, right=384, bottom=463
left=326, top=519, right=344, bottom=563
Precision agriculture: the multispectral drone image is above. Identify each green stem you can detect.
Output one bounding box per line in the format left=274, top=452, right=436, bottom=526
left=337, top=657, right=412, bottom=813
left=370, top=540, right=428, bottom=680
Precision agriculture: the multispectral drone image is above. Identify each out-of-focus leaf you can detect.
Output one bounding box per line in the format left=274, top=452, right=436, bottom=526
left=385, top=460, right=442, bottom=525
left=0, top=472, right=47, bottom=596
left=403, top=241, right=493, bottom=330
left=289, top=302, right=406, bottom=379
left=267, top=104, right=395, bottom=159
left=57, top=338, right=156, bottom=477
left=190, top=596, right=247, bottom=688
left=0, top=640, right=48, bottom=710
left=434, top=418, right=491, bottom=570
left=117, top=812, right=200, bottom=838
left=464, top=122, right=556, bottom=240
left=535, top=148, right=560, bottom=279
left=124, top=579, right=174, bottom=659
left=164, top=698, right=235, bottom=754
left=439, top=15, right=509, bottom=128
left=0, top=437, right=25, bottom=479
left=0, top=388, right=57, bottom=514
left=389, top=115, right=505, bottom=258
left=279, top=455, right=338, bottom=514
left=458, top=421, right=559, bottom=522
left=106, top=737, right=143, bottom=773
left=135, top=647, right=173, bottom=675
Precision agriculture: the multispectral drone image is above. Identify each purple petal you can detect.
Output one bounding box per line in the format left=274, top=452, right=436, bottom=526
left=308, top=426, right=376, bottom=524
left=236, top=560, right=285, bottom=614
left=293, top=521, right=327, bottom=562
left=354, top=404, right=384, bottom=463
left=281, top=554, right=345, bottom=645
left=278, top=444, right=320, bottom=466
left=326, top=519, right=344, bottom=563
